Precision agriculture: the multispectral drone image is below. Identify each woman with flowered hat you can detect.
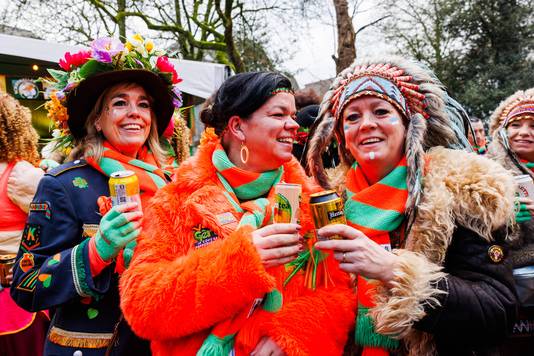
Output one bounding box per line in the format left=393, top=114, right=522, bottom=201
left=119, top=72, right=356, bottom=355
left=486, top=88, right=534, bottom=355
left=306, top=57, right=518, bottom=355
left=10, top=35, right=183, bottom=355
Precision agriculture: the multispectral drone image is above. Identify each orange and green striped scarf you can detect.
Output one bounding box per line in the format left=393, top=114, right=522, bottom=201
left=197, top=144, right=284, bottom=355
left=345, top=156, right=408, bottom=356
left=520, top=159, right=534, bottom=172
left=86, top=141, right=170, bottom=206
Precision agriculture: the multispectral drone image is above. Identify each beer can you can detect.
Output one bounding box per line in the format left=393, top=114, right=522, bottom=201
left=274, top=183, right=301, bottom=223
left=309, top=190, right=346, bottom=240
left=0, top=254, right=17, bottom=287
left=109, top=171, right=141, bottom=207
left=515, top=174, right=534, bottom=198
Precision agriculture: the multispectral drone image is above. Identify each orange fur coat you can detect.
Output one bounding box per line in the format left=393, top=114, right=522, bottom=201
left=120, top=132, right=356, bottom=355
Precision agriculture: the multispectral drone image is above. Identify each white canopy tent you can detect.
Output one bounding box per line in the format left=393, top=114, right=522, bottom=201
left=0, top=33, right=230, bottom=99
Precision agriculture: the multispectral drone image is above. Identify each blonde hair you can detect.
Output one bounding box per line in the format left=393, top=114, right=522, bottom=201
left=0, top=91, right=40, bottom=165
left=69, top=82, right=167, bottom=166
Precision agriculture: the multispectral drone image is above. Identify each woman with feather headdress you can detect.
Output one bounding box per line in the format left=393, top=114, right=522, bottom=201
left=486, top=88, right=534, bottom=355
left=307, top=57, right=518, bottom=356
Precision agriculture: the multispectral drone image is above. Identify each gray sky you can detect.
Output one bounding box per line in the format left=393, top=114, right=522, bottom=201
left=280, top=0, right=393, bottom=86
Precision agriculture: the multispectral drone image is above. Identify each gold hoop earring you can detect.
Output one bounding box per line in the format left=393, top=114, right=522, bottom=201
left=240, top=142, right=249, bottom=164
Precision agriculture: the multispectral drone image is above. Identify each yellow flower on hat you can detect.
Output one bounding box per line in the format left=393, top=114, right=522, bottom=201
left=132, top=33, right=144, bottom=43
left=145, top=40, right=154, bottom=53
left=125, top=41, right=133, bottom=51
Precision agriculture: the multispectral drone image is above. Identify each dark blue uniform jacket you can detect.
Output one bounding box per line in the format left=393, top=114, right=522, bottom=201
left=10, top=160, right=150, bottom=356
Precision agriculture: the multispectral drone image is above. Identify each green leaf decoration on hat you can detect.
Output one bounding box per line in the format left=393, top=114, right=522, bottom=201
left=48, top=69, right=69, bottom=86
left=48, top=69, right=68, bottom=81
left=79, top=60, right=111, bottom=79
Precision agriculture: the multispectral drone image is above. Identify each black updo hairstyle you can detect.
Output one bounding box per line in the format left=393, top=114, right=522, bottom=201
left=200, top=71, right=293, bottom=135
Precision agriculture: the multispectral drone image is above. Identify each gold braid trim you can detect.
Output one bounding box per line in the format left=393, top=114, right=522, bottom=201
left=48, top=326, right=113, bottom=349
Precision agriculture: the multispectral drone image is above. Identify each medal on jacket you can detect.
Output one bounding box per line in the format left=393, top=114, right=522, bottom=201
left=488, top=245, right=504, bottom=263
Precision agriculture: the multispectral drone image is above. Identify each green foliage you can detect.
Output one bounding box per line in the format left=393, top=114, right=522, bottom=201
left=444, top=0, right=534, bottom=117
left=5, top=0, right=293, bottom=73
left=236, top=31, right=280, bottom=72
left=380, top=0, right=533, bottom=118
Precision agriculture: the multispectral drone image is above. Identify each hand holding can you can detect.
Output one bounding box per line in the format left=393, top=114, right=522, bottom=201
left=309, top=190, right=347, bottom=240
left=109, top=171, right=142, bottom=211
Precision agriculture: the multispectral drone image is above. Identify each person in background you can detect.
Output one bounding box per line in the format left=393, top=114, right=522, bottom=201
left=120, top=72, right=356, bottom=356
left=468, top=116, right=488, bottom=154
left=292, top=88, right=322, bottom=164
left=294, top=87, right=321, bottom=111
left=486, top=88, right=534, bottom=355
left=307, top=57, right=518, bottom=355
left=293, top=104, right=319, bottom=163
left=10, top=35, right=183, bottom=355
left=292, top=88, right=339, bottom=170
left=0, top=91, right=48, bottom=356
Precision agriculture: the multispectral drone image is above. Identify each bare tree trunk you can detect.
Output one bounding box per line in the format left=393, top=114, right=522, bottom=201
left=223, top=15, right=245, bottom=72
left=332, top=0, right=356, bottom=74
left=117, top=0, right=126, bottom=40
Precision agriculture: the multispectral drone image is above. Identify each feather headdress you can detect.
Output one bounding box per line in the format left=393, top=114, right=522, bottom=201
left=307, top=56, right=471, bottom=225
left=489, top=88, right=534, bottom=134
left=488, top=88, right=534, bottom=178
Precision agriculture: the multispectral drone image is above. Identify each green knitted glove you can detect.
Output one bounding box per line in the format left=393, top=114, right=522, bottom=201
left=516, top=203, right=532, bottom=223
left=95, top=206, right=141, bottom=262
left=122, top=240, right=137, bottom=268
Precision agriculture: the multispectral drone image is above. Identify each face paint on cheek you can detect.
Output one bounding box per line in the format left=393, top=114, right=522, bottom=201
left=389, top=117, right=401, bottom=125
left=109, top=108, right=123, bottom=118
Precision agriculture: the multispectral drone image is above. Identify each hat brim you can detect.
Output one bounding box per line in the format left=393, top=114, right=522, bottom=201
left=66, top=69, right=174, bottom=140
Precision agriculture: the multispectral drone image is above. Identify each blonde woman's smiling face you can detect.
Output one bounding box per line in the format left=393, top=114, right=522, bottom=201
left=96, top=83, right=153, bottom=157
left=342, top=96, right=406, bottom=167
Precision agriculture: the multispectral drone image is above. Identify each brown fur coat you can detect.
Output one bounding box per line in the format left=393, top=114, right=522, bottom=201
left=335, top=147, right=517, bottom=355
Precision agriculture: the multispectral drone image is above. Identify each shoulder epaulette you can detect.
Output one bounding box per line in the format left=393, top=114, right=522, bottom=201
left=47, top=159, right=87, bottom=177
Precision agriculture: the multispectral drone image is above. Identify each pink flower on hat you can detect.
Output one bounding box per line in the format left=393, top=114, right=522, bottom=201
left=156, top=56, right=182, bottom=84
left=58, top=50, right=92, bottom=71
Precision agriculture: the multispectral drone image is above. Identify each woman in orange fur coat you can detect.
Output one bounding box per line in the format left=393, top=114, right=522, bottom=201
left=120, top=72, right=356, bottom=355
